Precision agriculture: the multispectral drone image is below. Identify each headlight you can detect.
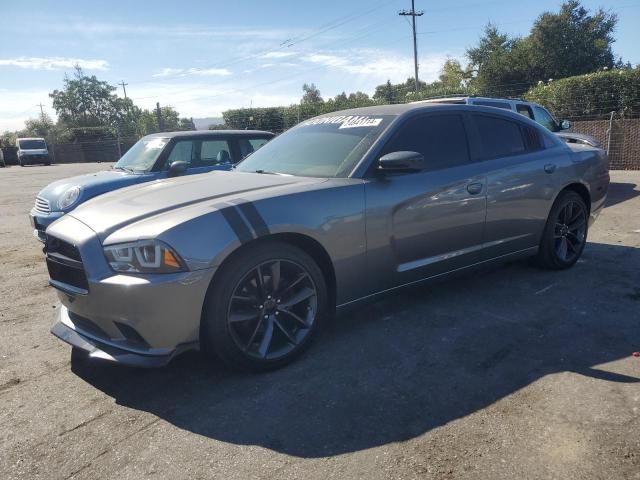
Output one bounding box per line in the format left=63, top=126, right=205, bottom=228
left=58, top=186, right=82, bottom=210
left=104, top=240, right=187, bottom=274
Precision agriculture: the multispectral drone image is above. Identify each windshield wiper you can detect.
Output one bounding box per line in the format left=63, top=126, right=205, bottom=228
left=113, top=165, right=135, bottom=173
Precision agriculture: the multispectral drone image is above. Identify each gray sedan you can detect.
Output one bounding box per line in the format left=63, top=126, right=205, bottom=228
left=45, top=103, right=610, bottom=371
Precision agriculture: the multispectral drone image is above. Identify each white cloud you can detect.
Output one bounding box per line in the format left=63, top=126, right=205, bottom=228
left=152, top=67, right=232, bottom=78
left=261, top=51, right=296, bottom=59
left=0, top=56, right=109, bottom=71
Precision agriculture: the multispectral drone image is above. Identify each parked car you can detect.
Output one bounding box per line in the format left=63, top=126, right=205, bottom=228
left=0, top=148, right=5, bottom=167
left=415, top=96, right=600, bottom=147
left=30, top=130, right=274, bottom=241
left=17, top=137, right=51, bottom=166
left=46, top=104, right=609, bottom=371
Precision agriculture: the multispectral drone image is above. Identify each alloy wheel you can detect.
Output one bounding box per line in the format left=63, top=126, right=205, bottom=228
left=554, top=200, right=587, bottom=263
left=227, top=259, right=318, bottom=360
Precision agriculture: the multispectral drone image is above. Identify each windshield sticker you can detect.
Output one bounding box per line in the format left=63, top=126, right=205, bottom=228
left=301, top=115, right=383, bottom=129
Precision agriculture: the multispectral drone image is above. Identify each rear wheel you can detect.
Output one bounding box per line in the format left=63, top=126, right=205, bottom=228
left=203, top=241, right=328, bottom=372
left=535, top=191, right=588, bottom=269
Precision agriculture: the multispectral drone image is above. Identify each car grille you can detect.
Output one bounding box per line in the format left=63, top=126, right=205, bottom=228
left=45, top=236, right=89, bottom=292
left=34, top=196, right=51, bottom=214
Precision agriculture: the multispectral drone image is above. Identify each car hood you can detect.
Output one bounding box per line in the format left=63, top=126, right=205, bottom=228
left=37, top=169, right=151, bottom=211
left=556, top=132, right=601, bottom=147
left=69, top=170, right=323, bottom=237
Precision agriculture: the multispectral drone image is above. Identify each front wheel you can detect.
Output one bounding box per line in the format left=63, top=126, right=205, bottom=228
left=535, top=191, right=588, bottom=269
left=203, top=241, right=328, bottom=372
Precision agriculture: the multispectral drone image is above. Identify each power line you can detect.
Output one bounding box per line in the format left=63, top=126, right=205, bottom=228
left=399, top=0, right=423, bottom=94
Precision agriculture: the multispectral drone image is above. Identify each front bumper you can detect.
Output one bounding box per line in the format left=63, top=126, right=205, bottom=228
left=30, top=209, right=64, bottom=242
left=20, top=155, right=50, bottom=165
left=52, top=309, right=180, bottom=368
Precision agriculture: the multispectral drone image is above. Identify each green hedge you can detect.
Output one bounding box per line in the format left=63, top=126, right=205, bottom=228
left=525, top=68, right=640, bottom=118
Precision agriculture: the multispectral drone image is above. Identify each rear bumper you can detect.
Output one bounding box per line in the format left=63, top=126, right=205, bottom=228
left=51, top=306, right=193, bottom=367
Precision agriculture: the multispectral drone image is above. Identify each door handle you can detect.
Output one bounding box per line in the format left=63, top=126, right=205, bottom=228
left=544, top=163, right=557, bottom=174
left=466, top=182, right=483, bottom=195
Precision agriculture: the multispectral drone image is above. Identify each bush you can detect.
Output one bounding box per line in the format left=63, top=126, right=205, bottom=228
left=524, top=68, right=640, bottom=118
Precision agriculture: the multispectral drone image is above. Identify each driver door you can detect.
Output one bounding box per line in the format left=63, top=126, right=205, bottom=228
left=364, top=113, right=488, bottom=292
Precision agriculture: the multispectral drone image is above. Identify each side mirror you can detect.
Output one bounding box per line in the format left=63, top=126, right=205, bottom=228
left=168, top=161, right=188, bottom=177
left=560, top=120, right=572, bottom=130
left=377, top=151, right=425, bottom=172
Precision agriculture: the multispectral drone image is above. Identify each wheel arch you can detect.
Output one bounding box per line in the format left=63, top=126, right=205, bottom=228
left=199, top=233, right=337, bottom=344
left=556, top=182, right=591, bottom=214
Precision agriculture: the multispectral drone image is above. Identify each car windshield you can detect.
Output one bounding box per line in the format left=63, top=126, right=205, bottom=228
left=235, top=115, right=394, bottom=177
left=114, top=137, right=169, bottom=173
left=19, top=139, right=46, bottom=149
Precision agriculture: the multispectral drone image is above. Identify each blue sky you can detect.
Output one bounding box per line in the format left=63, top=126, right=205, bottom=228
left=1, top=0, right=638, bottom=131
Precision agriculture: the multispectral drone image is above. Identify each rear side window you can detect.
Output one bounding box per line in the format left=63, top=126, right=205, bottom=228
left=521, top=125, right=543, bottom=152
left=472, top=114, right=525, bottom=159
left=473, top=101, right=511, bottom=110
left=382, top=114, right=469, bottom=171
left=516, top=104, right=534, bottom=119
left=238, top=137, right=270, bottom=159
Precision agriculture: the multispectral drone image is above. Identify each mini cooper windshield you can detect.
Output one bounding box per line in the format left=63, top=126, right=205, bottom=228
left=236, top=115, right=394, bottom=177
left=114, top=137, right=169, bottom=173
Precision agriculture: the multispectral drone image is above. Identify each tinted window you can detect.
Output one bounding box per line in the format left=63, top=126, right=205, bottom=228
left=166, top=140, right=194, bottom=166
left=201, top=139, right=232, bottom=166
left=521, top=125, right=543, bottom=152
left=19, top=139, right=47, bottom=149
left=516, top=104, right=534, bottom=119
left=238, top=137, right=270, bottom=159
left=382, top=114, right=469, bottom=171
left=533, top=106, right=559, bottom=132
left=472, top=114, right=525, bottom=159
left=473, top=101, right=511, bottom=110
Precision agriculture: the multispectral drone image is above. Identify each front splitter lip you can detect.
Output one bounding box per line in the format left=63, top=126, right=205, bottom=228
left=51, top=320, right=181, bottom=368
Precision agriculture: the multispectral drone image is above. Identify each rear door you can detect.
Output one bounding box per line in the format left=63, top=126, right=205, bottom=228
left=364, top=112, right=488, bottom=292
left=467, top=113, right=560, bottom=259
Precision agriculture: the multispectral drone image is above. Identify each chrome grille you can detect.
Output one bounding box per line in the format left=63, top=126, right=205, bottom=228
left=34, top=196, right=51, bottom=214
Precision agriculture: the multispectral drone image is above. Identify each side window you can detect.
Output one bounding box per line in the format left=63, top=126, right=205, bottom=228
left=521, top=125, right=544, bottom=152
left=516, top=104, right=534, bottom=119
left=473, top=100, right=511, bottom=110
left=200, top=139, right=232, bottom=166
left=533, top=106, right=558, bottom=132
left=382, top=114, right=469, bottom=171
left=166, top=140, right=194, bottom=167
left=472, top=114, right=526, bottom=159
left=238, top=138, right=270, bottom=160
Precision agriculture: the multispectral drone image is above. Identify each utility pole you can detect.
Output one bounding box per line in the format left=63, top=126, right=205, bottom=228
left=37, top=102, right=45, bottom=121
left=155, top=102, right=163, bottom=132
left=119, top=80, right=128, bottom=99
left=399, top=0, right=424, bottom=95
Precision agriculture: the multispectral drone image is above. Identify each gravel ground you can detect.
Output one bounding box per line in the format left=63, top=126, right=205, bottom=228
left=1, top=163, right=639, bottom=480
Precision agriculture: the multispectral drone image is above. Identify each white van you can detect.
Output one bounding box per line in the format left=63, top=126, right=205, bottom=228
left=16, top=137, right=51, bottom=166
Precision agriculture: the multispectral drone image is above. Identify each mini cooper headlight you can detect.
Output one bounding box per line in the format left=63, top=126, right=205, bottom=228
left=58, top=186, right=82, bottom=210
left=104, top=240, right=186, bottom=274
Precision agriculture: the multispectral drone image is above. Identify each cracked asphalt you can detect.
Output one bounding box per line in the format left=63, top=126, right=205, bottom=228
left=1, top=163, right=639, bottom=479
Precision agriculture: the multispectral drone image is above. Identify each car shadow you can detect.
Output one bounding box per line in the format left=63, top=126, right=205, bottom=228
left=71, top=242, right=640, bottom=458
left=606, top=182, right=639, bottom=208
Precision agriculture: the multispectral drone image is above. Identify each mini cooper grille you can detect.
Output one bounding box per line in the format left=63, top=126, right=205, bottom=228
left=45, top=236, right=88, bottom=291
left=34, top=196, right=51, bottom=214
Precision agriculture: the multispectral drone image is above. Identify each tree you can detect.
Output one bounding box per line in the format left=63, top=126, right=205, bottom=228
left=49, top=66, right=140, bottom=138
left=438, top=59, right=468, bottom=90
left=373, top=80, right=398, bottom=103
left=301, top=83, right=323, bottom=104
left=527, top=0, right=617, bottom=80
left=22, top=114, right=56, bottom=138
left=136, top=106, right=183, bottom=135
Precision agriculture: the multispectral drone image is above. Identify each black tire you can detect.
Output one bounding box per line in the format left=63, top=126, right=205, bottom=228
left=203, top=241, right=328, bottom=372
left=535, top=190, right=588, bottom=269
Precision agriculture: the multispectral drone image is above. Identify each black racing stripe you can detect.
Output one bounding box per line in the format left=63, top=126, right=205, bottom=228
left=215, top=203, right=254, bottom=243
left=234, top=200, right=270, bottom=238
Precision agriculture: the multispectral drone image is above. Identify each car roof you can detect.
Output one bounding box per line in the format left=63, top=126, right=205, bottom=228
left=144, top=130, right=274, bottom=139
left=17, top=137, right=46, bottom=141
left=413, top=96, right=527, bottom=104
left=309, top=102, right=534, bottom=120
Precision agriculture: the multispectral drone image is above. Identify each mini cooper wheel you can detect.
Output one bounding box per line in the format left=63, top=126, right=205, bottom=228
left=203, top=241, right=328, bottom=371
left=536, top=191, right=588, bottom=269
